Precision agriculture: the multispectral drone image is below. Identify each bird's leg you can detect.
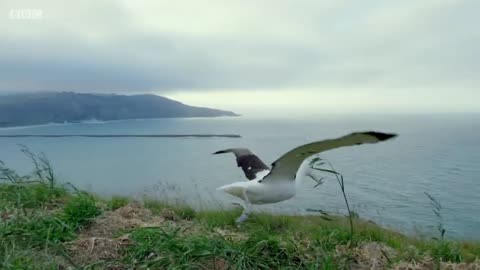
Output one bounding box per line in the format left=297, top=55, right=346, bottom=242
left=235, top=193, right=252, bottom=224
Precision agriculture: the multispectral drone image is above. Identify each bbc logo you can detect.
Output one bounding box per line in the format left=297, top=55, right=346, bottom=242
left=9, top=9, right=43, bottom=20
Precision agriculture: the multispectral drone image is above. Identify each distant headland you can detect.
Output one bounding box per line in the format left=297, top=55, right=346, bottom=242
left=0, top=92, right=239, bottom=128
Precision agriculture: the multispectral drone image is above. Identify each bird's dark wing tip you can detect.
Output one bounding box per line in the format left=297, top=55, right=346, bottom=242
left=364, top=131, right=397, bottom=141
left=212, top=150, right=228, bottom=155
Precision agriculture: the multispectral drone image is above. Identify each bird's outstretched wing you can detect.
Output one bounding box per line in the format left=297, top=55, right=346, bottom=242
left=213, top=148, right=270, bottom=180
left=262, top=131, right=397, bottom=182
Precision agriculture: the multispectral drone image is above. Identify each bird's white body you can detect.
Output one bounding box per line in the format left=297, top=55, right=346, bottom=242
left=217, top=163, right=311, bottom=205
left=217, top=169, right=297, bottom=223
left=218, top=174, right=296, bottom=204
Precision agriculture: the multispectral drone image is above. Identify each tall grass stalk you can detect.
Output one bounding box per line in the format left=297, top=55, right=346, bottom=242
left=425, top=192, right=446, bottom=241
left=309, top=157, right=355, bottom=242
left=19, top=144, right=56, bottom=188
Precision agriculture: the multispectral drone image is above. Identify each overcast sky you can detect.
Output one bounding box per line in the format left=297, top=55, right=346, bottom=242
left=1, top=0, right=478, bottom=115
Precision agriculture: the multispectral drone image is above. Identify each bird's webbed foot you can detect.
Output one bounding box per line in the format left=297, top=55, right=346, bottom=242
left=233, top=202, right=251, bottom=224
left=235, top=212, right=250, bottom=224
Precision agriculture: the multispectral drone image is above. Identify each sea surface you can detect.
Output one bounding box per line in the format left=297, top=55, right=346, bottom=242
left=0, top=114, right=479, bottom=239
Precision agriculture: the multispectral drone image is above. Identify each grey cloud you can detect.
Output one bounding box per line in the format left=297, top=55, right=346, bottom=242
left=0, top=0, right=478, bottom=94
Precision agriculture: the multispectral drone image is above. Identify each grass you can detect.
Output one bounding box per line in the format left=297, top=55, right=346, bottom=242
left=0, top=152, right=479, bottom=269
left=63, top=193, right=101, bottom=228
left=106, top=195, right=130, bottom=211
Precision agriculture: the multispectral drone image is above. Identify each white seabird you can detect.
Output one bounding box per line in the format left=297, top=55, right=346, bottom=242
left=213, top=131, right=397, bottom=223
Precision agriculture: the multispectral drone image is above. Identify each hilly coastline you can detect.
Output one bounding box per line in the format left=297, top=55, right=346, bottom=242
left=0, top=92, right=238, bottom=128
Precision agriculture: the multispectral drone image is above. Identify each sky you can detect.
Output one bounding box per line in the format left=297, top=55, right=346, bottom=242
left=0, top=0, right=478, bottom=115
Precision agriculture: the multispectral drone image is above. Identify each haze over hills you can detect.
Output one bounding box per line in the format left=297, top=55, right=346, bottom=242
left=0, top=92, right=238, bottom=128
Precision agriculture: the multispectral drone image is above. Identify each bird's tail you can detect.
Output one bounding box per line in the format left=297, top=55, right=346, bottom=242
left=217, top=182, right=247, bottom=200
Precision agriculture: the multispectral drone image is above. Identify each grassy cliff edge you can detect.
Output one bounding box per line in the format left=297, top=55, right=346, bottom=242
left=0, top=154, right=479, bottom=269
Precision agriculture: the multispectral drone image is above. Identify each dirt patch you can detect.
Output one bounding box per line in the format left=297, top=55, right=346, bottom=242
left=66, top=237, right=125, bottom=261
left=394, top=259, right=480, bottom=270
left=159, top=208, right=179, bottom=221
left=114, top=201, right=153, bottom=220
left=80, top=202, right=165, bottom=238
left=335, top=242, right=397, bottom=269
left=335, top=242, right=480, bottom=270
left=355, top=242, right=397, bottom=269
left=200, top=257, right=230, bottom=270
left=66, top=202, right=167, bottom=266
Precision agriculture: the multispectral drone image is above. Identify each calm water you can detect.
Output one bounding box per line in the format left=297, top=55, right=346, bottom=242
left=0, top=115, right=479, bottom=239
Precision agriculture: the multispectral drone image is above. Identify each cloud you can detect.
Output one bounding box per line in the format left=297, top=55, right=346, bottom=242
left=0, top=0, right=478, bottom=95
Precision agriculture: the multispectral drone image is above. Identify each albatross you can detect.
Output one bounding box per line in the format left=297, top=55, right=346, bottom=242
left=213, top=131, right=397, bottom=223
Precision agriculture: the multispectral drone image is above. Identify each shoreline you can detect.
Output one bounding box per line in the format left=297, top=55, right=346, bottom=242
left=0, top=134, right=241, bottom=138
left=0, top=115, right=240, bottom=130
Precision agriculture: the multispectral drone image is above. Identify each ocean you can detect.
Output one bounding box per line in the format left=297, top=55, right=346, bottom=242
left=0, top=114, right=478, bottom=239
